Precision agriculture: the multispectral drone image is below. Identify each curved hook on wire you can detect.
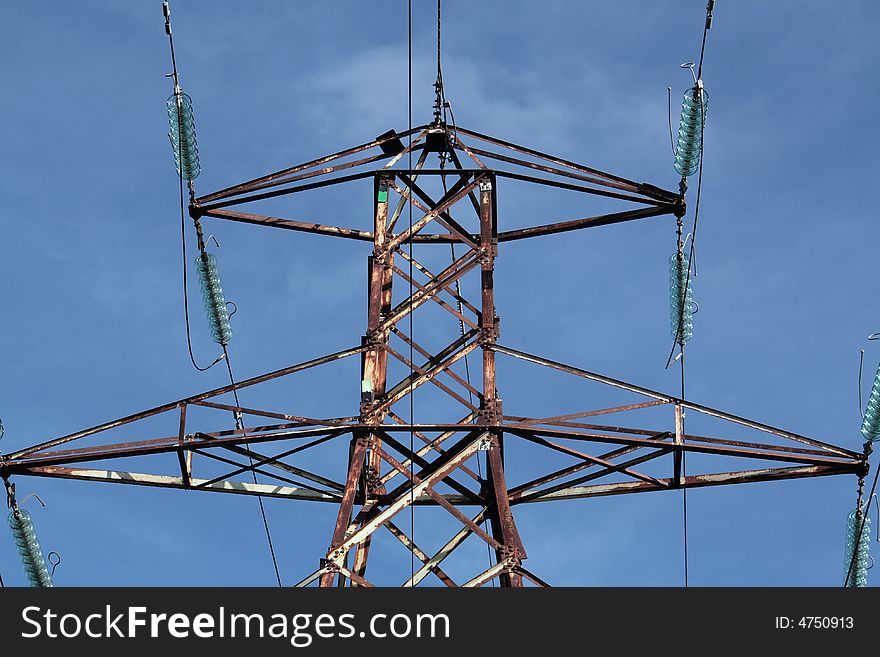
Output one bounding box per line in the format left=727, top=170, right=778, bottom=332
left=206, top=235, right=221, bottom=249
left=225, top=300, right=238, bottom=320
left=19, top=493, right=46, bottom=509
left=680, top=62, right=698, bottom=85
left=47, top=552, right=61, bottom=578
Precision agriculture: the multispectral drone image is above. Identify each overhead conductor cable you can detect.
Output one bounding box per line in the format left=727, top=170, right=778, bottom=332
left=162, top=0, right=281, bottom=587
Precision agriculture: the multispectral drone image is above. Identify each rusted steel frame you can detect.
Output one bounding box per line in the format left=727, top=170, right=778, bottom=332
left=381, top=411, right=482, bottom=486
left=335, top=564, right=374, bottom=588
left=506, top=417, right=838, bottom=458
left=198, top=170, right=377, bottom=213
left=6, top=425, right=346, bottom=471
left=516, top=566, right=550, bottom=587
left=222, top=443, right=344, bottom=492
left=376, top=336, right=482, bottom=415
left=513, top=447, right=673, bottom=504
left=193, top=433, right=346, bottom=492
left=383, top=342, right=481, bottom=414
left=391, top=327, right=482, bottom=401
left=396, top=248, right=482, bottom=318
left=395, top=174, right=481, bottom=249
left=462, top=561, right=507, bottom=588
left=197, top=124, right=428, bottom=203
left=384, top=521, right=457, bottom=587
left=381, top=128, right=429, bottom=170
left=379, top=251, right=481, bottom=331
left=192, top=400, right=354, bottom=427
left=454, top=126, right=673, bottom=198
left=176, top=405, right=191, bottom=486
left=497, top=205, right=674, bottom=242
left=320, top=436, right=369, bottom=586
left=375, top=445, right=502, bottom=550
left=514, top=425, right=860, bottom=468
left=7, top=345, right=367, bottom=460
left=333, top=432, right=488, bottom=554
left=388, top=177, right=477, bottom=249
left=485, top=436, right=526, bottom=557
left=480, top=178, right=498, bottom=413
left=385, top=174, right=483, bottom=251
left=451, top=134, right=488, bottom=170
left=376, top=430, right=485, bottom=505
left=190, top=443, right=343, bottom=497
left=491, top=343, right=859, bottom=458
left=446, top=145, right=484, bottom=216
left=508, top=432, right=673, bottom=496
left=207, top=151, right=390, bottom=203
left=390, top=263, right=480, bottom=332
left=349, top=500, right=377, bottom=586
left=462, top=143, right=665, bottom=201
left=295, top=566, right=331, bottom=588
left=505, top=400, right=668, bottom=427
left=388, top=147, right=430, bottom=233
left=201, top=208, right=374, bottom=242
left=404, top=508, right=490, bottom=587
left=16, top=465, right=340, bottom=501
left=494, top=167, right=672, bottom=206
left=518, top=463, right=862, bottom=504
left=674, top=403, right=684, bottom=487
left=510, top=429, right=667, bottom=488
left=380, top=328, right=479, bottom=399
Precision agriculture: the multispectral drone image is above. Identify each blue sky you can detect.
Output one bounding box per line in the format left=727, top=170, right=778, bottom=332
left=1, top=1, right=879, bottom=586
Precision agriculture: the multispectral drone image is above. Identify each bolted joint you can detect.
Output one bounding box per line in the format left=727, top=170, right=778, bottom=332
left=673, top=195, right=687, bottom=219
left=188, top=202, right=203, bottom=220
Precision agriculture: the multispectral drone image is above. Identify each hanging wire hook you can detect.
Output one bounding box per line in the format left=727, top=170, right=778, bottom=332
left=0, top=417, right=4, bottom=442
left=206, top=235, right=221, bottom=249
left=681, top=62, right=698, bottom=85
left=19, top=493, right=46, bottom=509
left=225, top=300, right=238, bottom=319
left=47, top=552, right=61, bottom=578
left=859, top=349, right=866, bottom=418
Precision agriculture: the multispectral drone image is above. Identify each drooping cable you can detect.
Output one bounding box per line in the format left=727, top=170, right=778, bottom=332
left=163, top=0, right=281, bottom=586
left=222, top=346, right=283, bottom=587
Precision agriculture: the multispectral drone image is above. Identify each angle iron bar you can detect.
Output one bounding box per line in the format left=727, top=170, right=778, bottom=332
left=334, top=431, right=488, bottom=553
left=491, top=343, right=859, bottom=458
left=376, top=430, right=485, bottom=505
left=496, top=205, right=674, bottom=242
left=508, top=432, right=673, bottom=496
left=383, top=521, right=458, bottom=587
left=510, top=429, right=668, bottom=488
left=198, top=125, right=429, bottom=204
left=516, top=464, right=862, bottom=504
left=404, top=508, right=490, bottom=587
left=6, top=345, right=367, bottom=460
left=493, top=167, right=673, bottom=206
left=202, top=208, right=375, bottom=242
left=512, top=425, right=861, bottom=468
left=390, top=327, right=483, bottom=400
left=454, top=126, right=673, bottom=199
left=383, top=342, right=482, bottom=414
left=375, top=446, right=503, bottom=551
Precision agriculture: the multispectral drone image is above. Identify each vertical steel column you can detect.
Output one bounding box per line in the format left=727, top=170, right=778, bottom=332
left=479, top=176, right=525, bottom=587
left=323, top=175, right=395, bottom=586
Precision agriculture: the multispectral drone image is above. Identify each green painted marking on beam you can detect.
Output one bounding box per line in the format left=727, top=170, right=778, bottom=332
left=377, top=190, right=388, bottom=203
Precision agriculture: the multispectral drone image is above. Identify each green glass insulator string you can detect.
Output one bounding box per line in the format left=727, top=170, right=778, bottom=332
left=195, top=252, right=233, bottom=346
left=674, top=85, right=708, bottom=178
left=7, top=510, right=53, bottom=588
left=844, top=508, right=871, bottom=587
left=860, top=363, right=880, bottom=442
left=167, top=91, right=201, bottom=181
left=669, top=252, right=694, bottom=344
